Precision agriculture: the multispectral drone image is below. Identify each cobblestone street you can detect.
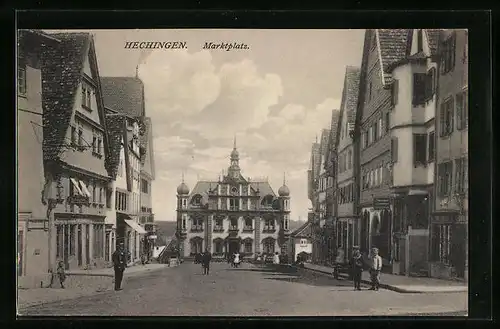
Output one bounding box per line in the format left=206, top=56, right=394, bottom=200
left=19, top=263, right=467, bottom=316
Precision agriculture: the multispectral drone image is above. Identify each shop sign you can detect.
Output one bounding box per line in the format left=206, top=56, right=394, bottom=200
left=67, top=195, right=90, bottom=205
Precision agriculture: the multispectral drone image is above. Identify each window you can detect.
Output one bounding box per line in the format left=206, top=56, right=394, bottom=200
left=438, top=161, right=453, bottom=196
left=263, top=239, right=275, bottom=254
left=71, top=126, right=77, bottom=146
left=368, top=82, right=372, bottom=101
left=440, top=98, right=454, bottom=137
left=230, top=198, right=239, bottom=211
left=244, top=240, right=253, bottom=253
left=87, top=90, right=92, bottom=109
left=377, top=117, right=383, bottom=139
left=230, top=217, right=238, bottom=230
left=368, top=126, right=373, bottom=145
left=372, top=122, right=378, bottom=142
left=455, top=158, right=467, bottom=194
left=245, top=217, right=252, bottom=229
left=391, top=80, right=399, bottom=106
left=182, top=215, right=187, bottom=230
left=456, top=90, right=468, bottom=130
left=78, top=127, right=83, bottom=147
left=413, top=73, right=427, bottom=105
left=347, top=149, right=352, bottom=169
left=214, top=240, right=223, bottom=254
left=92, top=182, right=96, bottom=203
left=391, top=137, right=399, bottom=163
left=92, top=136, right=97, bottom=153
left=428, top=131, right=435, bottom=162
left=417, top=29, right=423, bottom=53
left=425, top=68, right=436, bottom=101
left=141, top=179, right=149, bottom=194
left=264, top=218, right=275, bottom=229
left=69, top=224, right=76, bottom=256
left=413, top=134, right=427, bottom=166
left=18, top=65, right=27, bottom=95
left=441, top=33, right=456, bottom=75
left=97, top=138, right=102, bottom=155
left=106, top=188, right=112, bottom=209
left=363, top=130, right=369, bottom=148
left=385, top=112, right=390, bottom=133
left=82, top=86, right=87, bottom=107
left=99, top=187, right=103, bottom=204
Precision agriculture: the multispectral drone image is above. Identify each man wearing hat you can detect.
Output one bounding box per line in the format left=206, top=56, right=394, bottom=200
left=350, top=246, right=364, bottom=290
left=369, top=247, right=383, bottom=290
left=112, top=241, right=127, bottom=291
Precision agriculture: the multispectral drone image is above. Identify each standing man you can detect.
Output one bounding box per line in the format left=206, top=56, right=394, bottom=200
left=112, top=241, right=127, bottom=291
left=369, top=247, right=382, bottom=291
left=202, top=249, right=212, bottom=275
left=350, top=246, right=364, bottom=290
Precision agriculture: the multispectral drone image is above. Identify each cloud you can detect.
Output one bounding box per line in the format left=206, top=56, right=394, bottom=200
left=140, top=50, right=339, bottom=224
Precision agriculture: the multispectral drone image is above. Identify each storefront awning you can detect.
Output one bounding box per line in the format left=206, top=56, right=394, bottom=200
left=124, top=219, right=147, bottom=234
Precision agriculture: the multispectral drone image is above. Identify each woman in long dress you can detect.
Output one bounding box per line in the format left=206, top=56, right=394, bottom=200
left=233, top=252, right=241, bottom=268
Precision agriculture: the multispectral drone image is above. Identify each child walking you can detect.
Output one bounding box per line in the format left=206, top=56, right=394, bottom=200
left=56, top=260, right=66, bottom=289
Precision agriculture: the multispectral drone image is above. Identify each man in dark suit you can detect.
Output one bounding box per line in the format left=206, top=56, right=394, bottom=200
left=201, top=249, right=212, bottom=275
left=112, top=242, right=127, bottom=291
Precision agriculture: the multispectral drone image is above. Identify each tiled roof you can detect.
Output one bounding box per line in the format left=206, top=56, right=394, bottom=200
left=329, top=110, right=340, bottom=148
left=137, top=116, right=152, bottom=165
left=377, top=29, right=409, bottom=84
left=100, top=77, right=145, bottom=117
left=105, top=115, right=126, bottom=179
left=291, top=220, right=312, bottom=238
left=319, top=129, right=330, bottom=155
left=188, top=180, right=276, bottom=203
left=425, top=29, right=441, bottom=56
left=41, top=32, right=90, bottom=160
left=344, top=66, right=361, bottom=126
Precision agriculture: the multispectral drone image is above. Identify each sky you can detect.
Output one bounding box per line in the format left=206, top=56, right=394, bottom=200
left=86, top=29, right=365, bottom=222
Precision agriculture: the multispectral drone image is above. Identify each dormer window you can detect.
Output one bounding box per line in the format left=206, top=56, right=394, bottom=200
left=81, top=81, right=93, bottom=111
left=17, top=62, right=27, bottom=96
left=417, top=29, right=423, bottom=53
left=192, top=195, right=202, bottom=206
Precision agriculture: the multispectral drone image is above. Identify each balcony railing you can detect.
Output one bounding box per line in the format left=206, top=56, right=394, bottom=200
left=229, top=226, right=239, bottom=232
left=242, top=226, right=254, bottom=232
left=262, top=226, right=276, bottom=233
left=190, top=225, right=204, bottom=232
left=213, top=226, right=224, bottom=232
left=229, top=206, right=239, bottom=211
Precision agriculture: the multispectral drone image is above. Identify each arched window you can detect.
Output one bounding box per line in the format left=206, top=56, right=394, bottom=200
left=261, top=195, right=274, bottom=208
left=191, top=194, right=202, bottom=206
left=243, top=238, right=253, bottom=254
left=190, top=237, right=203, bottom=255
left=213, top=238, right=223, bottom=255
left=262, top=237, right=275, bottom=254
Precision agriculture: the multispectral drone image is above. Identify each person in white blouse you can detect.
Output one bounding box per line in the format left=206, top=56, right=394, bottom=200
left=273, top=252, right=280, bottom=265
left=369, top=247, right=382, bottom=291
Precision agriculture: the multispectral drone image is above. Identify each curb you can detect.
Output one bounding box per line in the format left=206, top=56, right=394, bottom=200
left=299, top=265, right=466, bottom=294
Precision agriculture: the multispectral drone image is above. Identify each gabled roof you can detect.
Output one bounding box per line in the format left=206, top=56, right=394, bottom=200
left=291, top=220, right=312, bottom=238
left=100, top=77, right=145, bottom=117
left=335, top=66, right=361, bottom=150
left=105, top=115, right=126, bottom=179
left=41, top=32, right=110, bottom=164
left=425, top=29, right=441, bottom=56
left=187, top=179, right=276, bottom=203
left=377, top=29, right=410, bottom=85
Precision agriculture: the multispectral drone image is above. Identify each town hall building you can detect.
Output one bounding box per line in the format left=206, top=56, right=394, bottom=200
left=175, top=140, right=291, bottom=260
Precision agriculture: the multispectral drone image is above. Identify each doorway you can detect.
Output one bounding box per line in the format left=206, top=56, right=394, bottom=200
left=228, top=240, right=240, bottom=255
left=77, top=225, right=82, bottom=266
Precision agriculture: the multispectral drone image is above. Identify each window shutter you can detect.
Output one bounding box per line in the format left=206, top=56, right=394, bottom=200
left=392, top=80, right=399, bottom=105
left=452, top=32, right=456, bottom=69
left=413, top=134, right=418, bottom=166
left=423, top=134, right=428, bottom=164
left=439, top=103, right=445, bottom=136
left=450, top=97, right=455, bottom=134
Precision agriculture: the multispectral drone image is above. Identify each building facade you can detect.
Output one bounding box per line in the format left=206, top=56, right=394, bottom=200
left=430, top=29, right=468, bottom=281
left=175, top=141, right=291, bottom=260
left=139, top=117, right=156, bottom=259
left=356, top=29, right=399, bottom=265
left=386, top=29, right=440, bottom=276
left=324, top=110, right=340, bottom=263
left=17, top=30, right=60, bottom=286
left=334, top=66, right=361, bottom=263
left=101, top=76, right=151, bottom=264
left=41, top=32, right=112, bottom=271
left=289, top=221, right=313, bottom=263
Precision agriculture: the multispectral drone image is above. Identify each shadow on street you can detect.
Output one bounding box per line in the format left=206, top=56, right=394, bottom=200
left=227, top=265, right=360, bottom=289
